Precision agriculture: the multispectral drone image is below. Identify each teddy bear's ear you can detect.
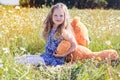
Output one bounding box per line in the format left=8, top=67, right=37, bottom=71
left=71, top=16, right=90, bottom=46
left=71, top=17, right=80, bottom=27
left=56, top=40, right=71, bottom=55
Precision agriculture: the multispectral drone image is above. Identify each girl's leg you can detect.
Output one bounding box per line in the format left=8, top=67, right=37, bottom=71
left=15, top=55, right=45, bottom=65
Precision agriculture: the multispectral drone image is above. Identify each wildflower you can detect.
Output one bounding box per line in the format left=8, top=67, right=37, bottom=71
left=3, top=67, right=8, bottom=72
left=96, top=36, right=100, bottom=38
left=96, top=57, right=102, bottom=61
left=0, top=59, right=3, bottom=68
left=9, top=38, right=15, bottom=41
left=105, top=40, right=111, bottom=46
left=101, top=27, right=106, bottom=31
left=8, top=10, right=13, bottom=13
left=110, top=45, right=113, bottom=48
left=117, top=17, right=120, bottom=20
left=116, top=25, right=120, bottom=28
left=108, top=25, right=112, bottom=30
left=0, top=59, right=2, bottom=63
left=118, top=73, right=120, bottom=77
left=0, top=64, right=3, bottom=68
left=20, top=47, right=26, bottom=52
left=26, top=77, right=30, bottom=80
left=0, top=33, right=2, bottom=38
left=2, top=48, right=10, bottom=54
left=15, top=6, right=20, bottom=10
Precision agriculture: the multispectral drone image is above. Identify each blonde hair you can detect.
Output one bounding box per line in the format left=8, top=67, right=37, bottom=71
left=42, top=3, right=70, bottom=40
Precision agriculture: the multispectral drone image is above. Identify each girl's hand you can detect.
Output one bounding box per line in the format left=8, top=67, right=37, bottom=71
left=53, top=51, right=66, bottom=58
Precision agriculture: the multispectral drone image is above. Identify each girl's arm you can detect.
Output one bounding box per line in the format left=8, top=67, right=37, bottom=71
left=54, top=29, right=77, bottom=57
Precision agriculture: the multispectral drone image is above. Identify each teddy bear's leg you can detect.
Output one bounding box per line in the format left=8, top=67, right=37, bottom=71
left=66, top=45, right=93, bottom=62
left=66, top=45, right=119, bottom=62
left=92, top=50, right=118, bottom=61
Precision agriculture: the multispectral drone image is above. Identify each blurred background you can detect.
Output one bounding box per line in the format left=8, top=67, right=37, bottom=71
left=0, top=0, right=120, bottom=9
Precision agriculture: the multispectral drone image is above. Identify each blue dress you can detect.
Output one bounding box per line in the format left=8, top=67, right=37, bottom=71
left=40, top=29, right=65, bottom=66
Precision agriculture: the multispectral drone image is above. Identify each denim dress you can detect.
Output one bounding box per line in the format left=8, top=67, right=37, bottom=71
left=40, top=29, right=65, bottom=66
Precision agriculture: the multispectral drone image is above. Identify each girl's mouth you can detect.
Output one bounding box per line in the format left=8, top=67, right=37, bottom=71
left=56, top=20, right=61, bottom=22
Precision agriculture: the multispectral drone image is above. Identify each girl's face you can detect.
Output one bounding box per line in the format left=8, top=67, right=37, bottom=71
left=52, top=8, right=64, bottom=27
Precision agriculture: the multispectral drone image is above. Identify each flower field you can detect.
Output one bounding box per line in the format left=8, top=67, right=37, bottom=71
left=0, top=5, right=120, bottom=80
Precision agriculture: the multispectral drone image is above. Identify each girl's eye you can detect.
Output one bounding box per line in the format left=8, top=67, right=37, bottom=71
left=60, top=15, right=63, bottom=17
left=54, top=15, right=57, bottom=17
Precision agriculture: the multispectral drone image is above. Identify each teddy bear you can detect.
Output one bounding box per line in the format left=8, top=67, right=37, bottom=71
left=56, top=17, right=118, bottom=62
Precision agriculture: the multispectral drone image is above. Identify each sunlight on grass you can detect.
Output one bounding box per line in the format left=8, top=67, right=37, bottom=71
left=0, top=5, right=120, bottom=80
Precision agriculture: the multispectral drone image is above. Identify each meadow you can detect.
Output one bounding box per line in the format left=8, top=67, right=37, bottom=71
left=0, top=5, right=120, bottom=80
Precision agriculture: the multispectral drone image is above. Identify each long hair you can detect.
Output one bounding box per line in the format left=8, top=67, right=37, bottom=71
left=42, top=3, right=70, bottom=40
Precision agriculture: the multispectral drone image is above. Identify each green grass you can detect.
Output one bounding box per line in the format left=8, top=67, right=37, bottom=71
left=0, top=5, right=120, bottom=80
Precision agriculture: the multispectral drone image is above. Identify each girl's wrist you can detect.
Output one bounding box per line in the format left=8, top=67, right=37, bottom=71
left=64, top=52, right=69, bottom=57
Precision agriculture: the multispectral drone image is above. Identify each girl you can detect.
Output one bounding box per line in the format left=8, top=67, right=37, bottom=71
left=15, top=3, right=77, bottom=66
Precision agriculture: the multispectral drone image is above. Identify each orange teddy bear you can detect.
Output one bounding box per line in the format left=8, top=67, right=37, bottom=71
left=56, top=17, right=118, bottom=62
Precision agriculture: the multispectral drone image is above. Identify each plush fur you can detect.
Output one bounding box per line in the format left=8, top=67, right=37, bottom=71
left=57, top=40, right=118, bottom=62
left=56, top=17, right=118, bottom=62
left=56, top=40, right=71, bottom=55
left=71, top=17, right=90, bottom=46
